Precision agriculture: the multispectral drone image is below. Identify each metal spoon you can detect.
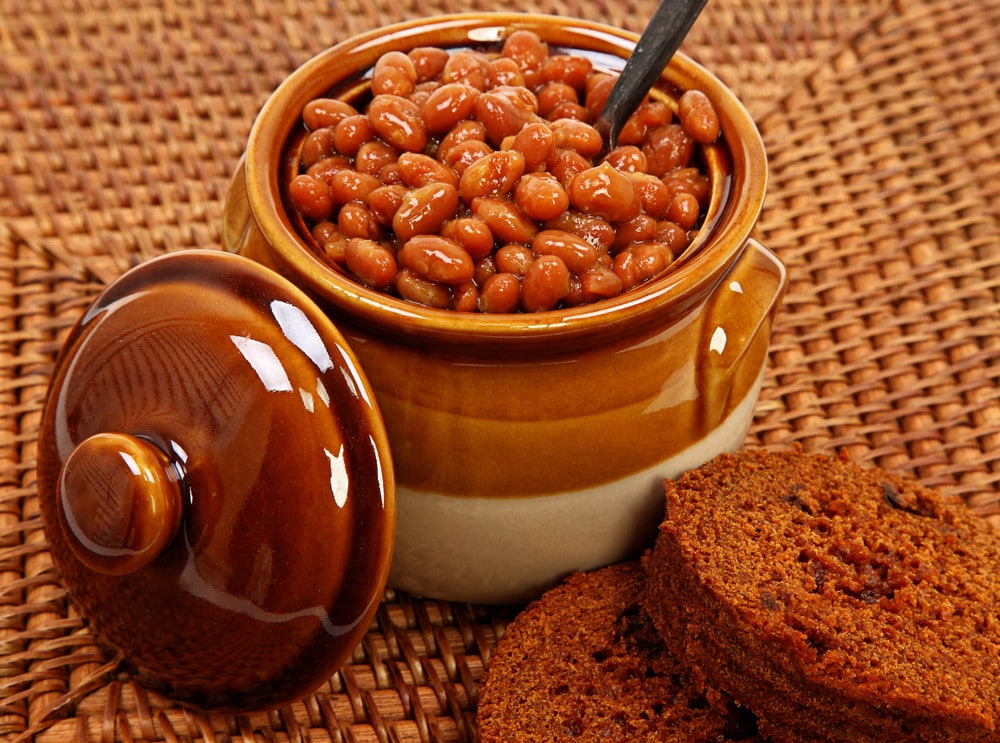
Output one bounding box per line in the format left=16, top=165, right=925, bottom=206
left=595, top=0, right=708, bottom=150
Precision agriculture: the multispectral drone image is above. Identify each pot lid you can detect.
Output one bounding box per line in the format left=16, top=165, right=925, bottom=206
left=36, top=249, right=395, bottom=712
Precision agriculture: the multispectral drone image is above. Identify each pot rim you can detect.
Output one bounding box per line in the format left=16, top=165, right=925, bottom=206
left=244, top=12, right=768, bottom=342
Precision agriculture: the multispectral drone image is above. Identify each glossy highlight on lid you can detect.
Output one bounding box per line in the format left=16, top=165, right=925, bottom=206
left=37, top=250, right=395, bottom=711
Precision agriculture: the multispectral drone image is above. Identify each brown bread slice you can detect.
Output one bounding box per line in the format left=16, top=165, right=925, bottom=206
left=643, top=448, right=1000, bottom=743
left=476, top=561, right=759, bottom=742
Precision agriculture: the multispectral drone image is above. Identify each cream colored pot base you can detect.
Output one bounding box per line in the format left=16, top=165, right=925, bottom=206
left=388, top=372, right=764, bottom=604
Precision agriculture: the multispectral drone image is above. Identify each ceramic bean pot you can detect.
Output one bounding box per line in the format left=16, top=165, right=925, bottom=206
left=223, top=13, right=786, bottom=604
left=36, top=250, right=395, bottom=711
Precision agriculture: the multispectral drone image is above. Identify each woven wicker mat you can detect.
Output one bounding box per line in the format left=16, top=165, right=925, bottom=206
left=2, top=0, right=1000, bottom=740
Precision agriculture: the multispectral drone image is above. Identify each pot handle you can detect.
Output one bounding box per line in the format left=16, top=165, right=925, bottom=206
left=697, top=238, right=787, bottom=429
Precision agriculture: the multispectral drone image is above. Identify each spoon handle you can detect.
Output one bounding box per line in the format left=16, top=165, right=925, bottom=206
left=596, top=0, right=709, bottom=149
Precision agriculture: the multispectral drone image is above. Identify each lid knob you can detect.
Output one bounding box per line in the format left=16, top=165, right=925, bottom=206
left=59, top=432, right=183, bottom=576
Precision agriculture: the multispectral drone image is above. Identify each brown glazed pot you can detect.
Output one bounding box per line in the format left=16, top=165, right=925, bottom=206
left=224, top=13, right=786, bottom=604
left=37, top=250, right=395, bottom=712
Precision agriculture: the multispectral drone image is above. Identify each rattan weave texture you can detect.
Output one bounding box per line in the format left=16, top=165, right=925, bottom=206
left=2, top=0, right=999, bottom=740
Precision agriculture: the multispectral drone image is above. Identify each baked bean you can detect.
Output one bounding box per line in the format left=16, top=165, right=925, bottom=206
left=338, top=203, right=382, bottom=240
left=642, top=124, right=695, bottom=177
left=441, top=50, right=489, bottom=90
left=580, top=264, right=624, bottom=302
left=613, top=242, right=672, bottom=290
left=302, top=98, right=358, bottom=130
left=372, top=51, right=417, bottom=97
left=536, top=82, right=579, bottom=117
left=656, top=220, right=689, bottom=255
left=633, top=241, right=674, bottom=279
left=478, top=272, right=522, bottom=313
left=440, top=217, right=495, bottom=259
left=522, top=255, right=571, bottom=311
left=289, top=174, right=334, bottom=221
left=666, top=192, right=701, bottom=230
left=311, top=220, right=339, bottom=246
left=474, top=254, right=498, bottom=286
left=551, top=118, right=603, bottom=158
left=323, top=232, right=349, bottom=265
left=442, top=139, right=494, bottom=176
left=495, top=243, right=536, bottom=275
left=583, top=74, right=616, bottom=119
left=288, top=33, right=721, bottom=312
left=628, top=172, right=671, bottom=218
left=603, top=145, right=647, bottom=173
left=547, top=148, right=591, bottom=185
left=410, top=82, right=436, bottom=108
left=544, top=210, right=615, bottom=251
left=617, top=100, right=673, bottom=146
left=333, top=115, right=374, bottom=156
left=514, top=173, right=570, bottom=221
left=395, top=268, right=452, bottom=308
left=678, top=89, right=720, bottom=143
left=367, top=184, right=407, bottom=225
left=508, top=122, right=555, bottom=171
left=377, top=161, right=402, bottom=186
left=532, top=229, right=599, bottom=275
left=611, top=248, right=640, bottom=290
left=546, top=101, right=590, bottom=122
left=502, top=29, right=548, bottom=87
left=397, top=152, right=459, bottom=188
left=562, top=274, right=586, bottom=306
left=302, top=128, right=337, bottom=168
left=421, top=83, right=480, bottom=134
left=568, top=162, right=642, bottom=223
left=306, top=155, right=353, bottom=183
left=476, top=86, right=539, bottom=145
left=487, top=57, right=525, bottom=88
left=663, top=167, right=711, bottom=205
left=471, top=196, right=538, bottom=244
left=438, top=119, right=487, bottom=153
left=345, top=238, right=397, bottom=289
left=398, top=234, right=475, bottom=284
left=540, top=54, right=592, bottom=90
left=409, top=47, right=450, bottom=82
left=367, top=94, right=427, bottom=153
left=330, top=169, right=381, bottom=205
left=459, top=150, right=526, bottom=201
left=452, top=281, right=480, bottom=313
left=355, top=141, right=397, bottom=177
left=611, top=213, right=658, bottom=250
left=392, top=183, right=460, bottom=240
